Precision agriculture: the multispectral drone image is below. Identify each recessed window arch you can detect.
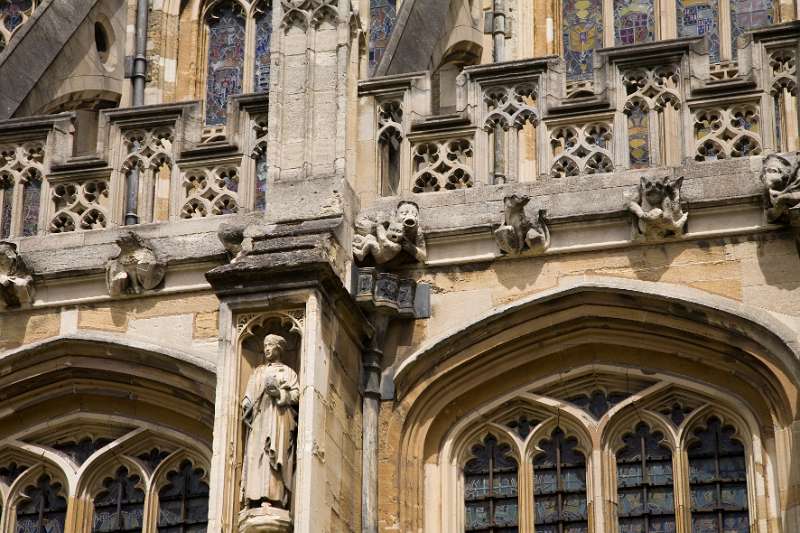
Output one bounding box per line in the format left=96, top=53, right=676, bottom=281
left=463, top=433, right=519, bottom=532
left=156, top=459, right=210, bottom=532
left=92, top=466, right=146, bottom=533
left=14, top=472, right=68, bottom=533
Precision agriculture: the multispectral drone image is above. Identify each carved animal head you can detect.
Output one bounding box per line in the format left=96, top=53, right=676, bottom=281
left=640, top=176, right=683, bottom=207
left=760, top=154, right=796, bottom=192
left=354, top=214, right=377, bottom=236
left=0, top=241, right=18, bottom=274
left=115, top=232, right=146, bottom=254
left=503, top=194, right=531, bottom=212
left=396, top=201, right=420, bottom=234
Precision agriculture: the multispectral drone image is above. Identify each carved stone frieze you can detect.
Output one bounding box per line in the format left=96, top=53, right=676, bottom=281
left=352, top=201, right=426, bottom=266
left=0, top=241, right=34, bottom=309
left=626, top=176, right=688, bottom=239
left=494, top=194, right=550, bottom=255
left=105, top=232, right=166, bottom=297
left=760, top=153, right=800, bottom=225
left=354, top=267, right=417, bottom=317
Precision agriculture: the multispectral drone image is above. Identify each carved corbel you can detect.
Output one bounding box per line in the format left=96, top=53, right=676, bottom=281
left=493, top=194, right=551, bottom=255
left=0, top=241, right=35, bottom=309
left=352, top=201, right=427, bottom=267
left=105, top=232, right=166, bottom=297
left=760, top=153, right=800, bottom=225
left=625, top=175, right=688, bottom=239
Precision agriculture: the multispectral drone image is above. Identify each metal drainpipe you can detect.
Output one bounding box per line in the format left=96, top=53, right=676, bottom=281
left=132, top=0, right=149, bottom=107
left=492, top=0, right=507, bottom=184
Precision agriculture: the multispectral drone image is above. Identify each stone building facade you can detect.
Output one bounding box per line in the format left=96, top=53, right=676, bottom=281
left=0, top=0, right=799, bottom=532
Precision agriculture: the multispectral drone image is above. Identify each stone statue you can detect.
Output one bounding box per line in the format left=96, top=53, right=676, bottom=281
left=0, top=241, right=34, bottom=309
left=760, top=153, right=800, bottom=224
left=241, top=334, right=300, bottom=510
left=626, top=175, right=688, bottom=239
left=106, top=232, right=166, bottom=297
left=352, top=201, right=427, bottom=266
left=494, top=194, right=550, bottom=255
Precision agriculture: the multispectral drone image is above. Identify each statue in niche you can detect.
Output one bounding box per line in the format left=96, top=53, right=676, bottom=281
left=760, top=153, right=800, bottom=224
left=494, top=194, right=550, bottom=255
left=352, top=201, right=427, bottom=265
left=626, top=175, right=688, bottom=239
left=106, top=232, right=166, bottom=297
left=241, top=334, right=300, bottom=511
left=0, top=241, right=34, bottom=309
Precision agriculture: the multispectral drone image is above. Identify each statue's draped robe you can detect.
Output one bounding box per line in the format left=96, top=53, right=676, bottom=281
left=241, top=362, right=300, bottom=507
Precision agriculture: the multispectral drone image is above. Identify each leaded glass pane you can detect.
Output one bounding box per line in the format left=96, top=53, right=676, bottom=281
left=677, top=0, right=720, bottom=63
left=614, top=0, right=655, bottom=45
left=93, top=466, right=145, bottom=533
left=688, top=417, right=750, bottom=533
left=567, top=389, right=629, bottom=419
left=253, top=2, right=272, bottom=94
left=628, top=101, right=651, bottom=168
left=368, top=0, right=396, bottom=76
left=205, top=3, right=246, bottom=126
left=15, top=474, right=67, bottom=533
left=53, top=436, right=112, bottom=465
left=157, top=460, right=209, bottom=533
left=563, top=0, right=603, bottom=82
left=0, top=462, right=27, bottom=485
left=533, top=428, right=588, bottom=532
left=506, top=415, right=538, bottom=440
left=1, top=175, right=13, bottom=239
left=616, top=423, right=676, bottom=532
left=254, top=151, right=267, bottom=212
left=21, top=170, right=41, bottom=236
left=138, top=448, right=171, bottom=472
left=463, top=434, right=519, bottom=532
left=730, top=0, right=773, bottom=54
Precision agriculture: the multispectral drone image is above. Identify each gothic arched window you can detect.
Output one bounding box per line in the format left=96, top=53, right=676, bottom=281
left=15, top=474, right=68, bottom=533
left=533, top=427, right=589, bottom=533
left=463, top=434, right=519, bottom=532
left=614, top=0, right=656, bottom=45
left=368, top=0, right=397, bottom=76
left=205, top=2, right=246, bottom=126
left=677, top=0, right=721, bottom=62
left=687, top=417, right=750, bottom=533
left=562, top=0, right=603, bottom=82
left=157, top=460, right=210, bottom=532
left=253, top=1, right=272, bottom=94
left=92, top=466, right=146, bottom=533
left=616, top=422, right=676, bottom=532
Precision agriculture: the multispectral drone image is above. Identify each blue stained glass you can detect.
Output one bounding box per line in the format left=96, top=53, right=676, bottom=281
left=614, top=0, right=655, bottom=45
left=205, top=3, right=246, bottom=126
left=677, top=0, right=720, bottom=63
left=1, top=0, right=32, bottom=32
left=731, top=0, right=773, bottom=55
left=368, top=0, right=397, bottom=76
left=255, top=151, right=267, bottom=211
left=0, top=178, right=12, bottom=239
left=253, top=2, right=272, bottom=94
left=563, top=0, right=603, bottom=82
left=628, top=101, right=651, bottom=168
left=21, top=170, right=41, bottom=236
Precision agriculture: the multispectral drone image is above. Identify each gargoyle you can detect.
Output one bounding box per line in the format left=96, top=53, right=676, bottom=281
left=494, top=194, right=550, bottom=255
left=626, top=175, right=688, bottom=239
left=106, top=232, right=166, bottom=297
left=760, top=153, right=800, bottom=224
left=352, top=201, right=427, bottom=266
left=0, top=241, right=34, bottom=309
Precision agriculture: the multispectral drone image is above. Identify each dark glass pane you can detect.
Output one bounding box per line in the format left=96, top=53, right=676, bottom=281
left=567, top=390, right=629, bottom=419
left=53, top=437, right=112, bottom=465
left=614, top=0, right=655, bottom=45
left=677, top=0, right=720, bottom=62
left=253, top=2, right=272, bottom=93
left=93, top=466, right=145, bottom=533
left=205, top=2, right=246, bottom=125
left=0, top=462, right=27, bottom=485
left=368, top=0, right=397, bottom=76
left=15, top=474, right=67, bottom=533
left=157, top=460, right=209, bottom=532
left=463, top=434, right=518, bottom=532
left=1, top=177, right=13, bottom=239
left=21, top=170, right=41, bottom=236
left=730, top=0, right=773, bottom=54
left=254, top=151, right=268, bottom=212
left=661, top=403, right=693, bottom=427
left=533, top=428, right=588, bottom=531
left=138, top=448, right=171, bottom=472
left=507, top=415, right=538, bottom=440
left=562, top=0, right=603, bottom=81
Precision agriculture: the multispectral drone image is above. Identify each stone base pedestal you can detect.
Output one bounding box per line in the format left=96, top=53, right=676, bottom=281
left=238, top=506, right=292, bottom=533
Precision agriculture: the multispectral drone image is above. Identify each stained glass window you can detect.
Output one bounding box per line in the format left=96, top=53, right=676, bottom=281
left=507, top=416, right=539, bottom=440
left=253, top=2, right=272, bottom=94
left=464, top=434, right=519, bottom=532
left=628, top=100, right=651, bottom=169
left=614, top=0, right=656, bottom=45
left=157, top=460, right=209, bottom=533
left=562, top=0, right=603, bottom=82
left=254, top=151, right=268, bottom=212
left=688, top=417, right=750, bottom=533
left=660, top=403, right=693, bottom=427
left=730, top=0, right=773, bottom=55
left=21, top=170, right=41, bottom=236
left=0, top=175, right=12, bottom=239
left=15, top=474, right=67, bottom=533
left=0, top=462, right=27, bottom=486
left=1, top=0, right=33, bottom=32
left=92, top=466, right=145, bottom=533
left=567, top=389, right=630, bottom=419
left=53, top=437, right=112, bottom=465
left=368, top=0, right=397, bottom=76
left=677, top=0, right=721, bottom=63
left=617, top=422, right=676, bottom=533
left=533, top=427, right=589, bottom=533
left=205, top=2, right=246, bottom=126
left=138, top=449, right=171, bottom=472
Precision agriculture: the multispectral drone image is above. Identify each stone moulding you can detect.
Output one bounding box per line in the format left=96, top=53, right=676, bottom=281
left=105, top=232, right=166, bottom=297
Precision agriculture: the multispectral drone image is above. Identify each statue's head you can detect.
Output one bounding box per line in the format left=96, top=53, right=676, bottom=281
left=504, top=194, right=530, bottom=210
left=396, top=201, right=420, bottom=234
left=263, top=334, right=287, bottom=362
left=760, top=154, right=795, bottom=192
left=386, top=221, right=405, bottom=243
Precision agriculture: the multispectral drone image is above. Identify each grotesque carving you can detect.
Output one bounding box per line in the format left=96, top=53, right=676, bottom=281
left=626, top=176, right=688, bottom=239
left=241, top=334, right=300, bottom=510
left=106, top=232, right=166, bottom=297
left=352, top=201, right=427, bottom=265
left=0, top=241, right=34, bottom=309
left=760, top=154, right=800, bottom=224
left=494, top=194, right=551, bottom=255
